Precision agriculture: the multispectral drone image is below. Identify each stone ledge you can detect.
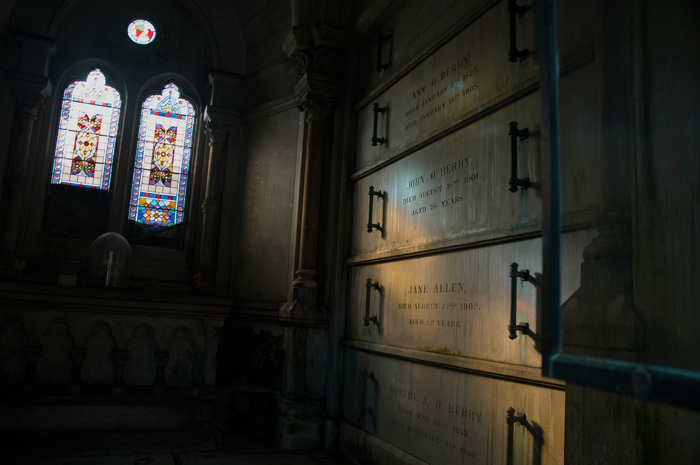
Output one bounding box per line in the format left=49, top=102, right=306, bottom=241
left=339, top=422, right=428, bottom=465
left=343, top=339, right=565, bottom=389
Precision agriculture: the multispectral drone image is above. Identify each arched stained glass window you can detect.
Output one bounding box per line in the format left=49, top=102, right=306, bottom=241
left=128, top=82, right=195, bottom=231
left=51, top=69, right=121, bottom=190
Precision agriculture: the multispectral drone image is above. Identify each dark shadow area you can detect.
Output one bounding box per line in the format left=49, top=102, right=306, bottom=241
left=44, top=185, right=109, bottom=239
left=360, top=369, right=377, bottom=434
left=0, top=429, right=356, bottom=464
left=215, top=321, right=284, bottom=444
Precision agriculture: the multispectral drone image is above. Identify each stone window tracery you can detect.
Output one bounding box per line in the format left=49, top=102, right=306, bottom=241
left=128, top=82, right=195, bottom=232
left=50, top=69, right=121, bottom=190
left=48, top=72, right=197, bottom=241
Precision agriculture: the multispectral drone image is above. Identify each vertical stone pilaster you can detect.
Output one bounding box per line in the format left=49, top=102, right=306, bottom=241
left=281, top=44, right=342, bottom=320
left=562, top=2, right=649, bottom=464
left=560, top=0, right=643, bottom=357
left=277, top=29, right=345, bottom=450
left=0, top=76, right=50, bottom=274
left=1, top=33, right=54, bottom=276
left=290, top=96, right=333, bottom=300
left=194, top=106, right=238, bottom=292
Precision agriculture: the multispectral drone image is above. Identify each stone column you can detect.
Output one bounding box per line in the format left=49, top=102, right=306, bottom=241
left=290, top=96, right=333, bottom=308
left=281, top=44, right=342, bottom=321
left=561, top=0, right=643, bottom=357
left=1, top=34, right=54, bottom=276
left=277, top=32, right=344, bottom=450
left=194, top=106, right=237, bottom=292
left=562, top=1, right=642, bottom=463
left=0, top=77, right=50, bottom=274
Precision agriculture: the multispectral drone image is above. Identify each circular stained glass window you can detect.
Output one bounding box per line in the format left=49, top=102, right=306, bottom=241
left=127, top=19, right=157, bottom=45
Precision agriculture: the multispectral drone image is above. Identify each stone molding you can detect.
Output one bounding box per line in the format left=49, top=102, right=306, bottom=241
left=297, top=93, right=334, bottom=122
left=200, top=198, right=219, bottom=215
left=204, top=121, right=230, bottom=148
left=285, top=26, right=349, bottom=111
left=207, top=71, right=243, bottom=107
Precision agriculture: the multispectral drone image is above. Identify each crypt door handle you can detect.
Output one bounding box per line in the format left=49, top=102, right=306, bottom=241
left=367, top=186, right=384, bottom=233
left=365, top=278, right=380, bottom=326
left=509, top=121, right=530, bottom=192
left=361, top=369, right=375, bottom=417
left=508, top=0, right=529, bottom=62
left=508, top=262, right=531, bottom=339
left=506, top=407, right=543, bottom=465
left=372, top=103, right=387, bottom=146
left=376, top=31, right=390, bottom=72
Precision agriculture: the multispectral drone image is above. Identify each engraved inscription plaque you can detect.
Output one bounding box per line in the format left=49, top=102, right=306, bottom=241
left=357, top=0, right=593, bottom=99
left=355, top=0, right=538, bottom=171
left=358, top=0, right=493, bottom=95
left=351, top=65, right=599, bottom=258
left=342, top=350, right=565, bottom=465
left=347, top=230, right=595, bottom=368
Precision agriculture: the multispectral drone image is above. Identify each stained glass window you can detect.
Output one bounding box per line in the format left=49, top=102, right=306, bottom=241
left=127, top=19, right=157, bottom=45
left=128, top=82, right=195, bottom=232
left=50, top=69, right=121, bottom=190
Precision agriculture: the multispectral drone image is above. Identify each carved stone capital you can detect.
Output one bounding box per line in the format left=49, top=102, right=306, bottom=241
left=293, top=50, right=309, bottom=78
left=312, top=47, right=342, bottom=76
left=11, top=76, right=51, bottom=117
left=293, top=46, right=342, bottom=79
left=201, top=198, right=219, bottom=215
left=204, top=121, right=230, bottom=148
left=203, top=105, right=238, bottom=148
left=297, top=94, right=334, bottom=121
left=292, top=42, right=344, bottom=114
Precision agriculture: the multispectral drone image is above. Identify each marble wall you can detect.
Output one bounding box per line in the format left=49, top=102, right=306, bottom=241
left=340, top=0, right=598, bottom=463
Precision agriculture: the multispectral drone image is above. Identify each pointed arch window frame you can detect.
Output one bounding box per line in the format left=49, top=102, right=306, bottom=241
left=50, top=68, right=121, bottom=190
left=128, top=82, right=196, bottom=232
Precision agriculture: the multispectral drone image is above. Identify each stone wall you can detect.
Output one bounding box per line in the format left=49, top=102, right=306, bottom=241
left=0, top=282, right=228, bottom=432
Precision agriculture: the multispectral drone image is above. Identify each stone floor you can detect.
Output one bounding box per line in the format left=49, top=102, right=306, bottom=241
left=0, top=430, right=358, bottom=465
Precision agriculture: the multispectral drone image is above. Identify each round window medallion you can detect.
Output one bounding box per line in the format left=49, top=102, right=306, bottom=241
left=127, top=19, right=157, bottom=45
